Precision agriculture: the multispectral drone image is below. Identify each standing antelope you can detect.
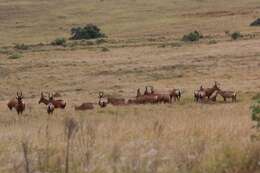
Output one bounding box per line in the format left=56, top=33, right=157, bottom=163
left=149, top=86, right=171, bottom=103
left=39, top=92, right=66, bottom=109
left=170, top=89, right=182, bottom=102
left=217, top=90, right=237, bottom=102
left=47, top=103, right=55, bottom=114
left=130, top=88, right=158, bottom=104
left=204, top=81, right=220, bottom=100
left=7, top=92, right=25, bottom=115
left=98, top=92, right=108, bottom=108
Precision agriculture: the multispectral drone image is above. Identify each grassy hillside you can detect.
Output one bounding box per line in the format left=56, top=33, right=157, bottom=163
left=1, top=0, right=260, bottom=46
left=0, top=0, right=260, bottom=173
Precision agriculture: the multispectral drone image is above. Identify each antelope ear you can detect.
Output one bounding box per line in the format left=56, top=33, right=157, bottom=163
left=17, top=92, right=19, bottom=96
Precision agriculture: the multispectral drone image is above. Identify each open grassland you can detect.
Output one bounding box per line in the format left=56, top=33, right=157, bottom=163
left=0, top=0, right=260, bottom=173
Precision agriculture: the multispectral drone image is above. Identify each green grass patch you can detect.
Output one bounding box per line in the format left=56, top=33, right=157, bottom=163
left=8, top=53, right=22, bottom=59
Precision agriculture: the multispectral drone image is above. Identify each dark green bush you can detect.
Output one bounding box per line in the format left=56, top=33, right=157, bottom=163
left=231, top=32, right=241, bottom=40
left=51, top=37, right=66, bottom=46
left=70, top=24, right=105, bottom=40
left=250, top=18, right=260, bottom=26
left=182, top=30, right=203, bottom=42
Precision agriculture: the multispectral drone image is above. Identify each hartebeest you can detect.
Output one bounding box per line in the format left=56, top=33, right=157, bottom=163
left=149, top=86, right=171, bottom=103
left=7, top=92, right=25, bottom=115
left=47, top=103, right=55, bottom=114
left=128, top=88, right=158, bottom=104
left=204, top=81, right=220, bottom=100
left=217, top=90, right=237, bottom=102
left=39, top=92, right=66, bottom=109
left=99, top=91, right=126, bottom=106
left=144, top=86, right=150, bottom=95
left=169, top=89, right=182, bottom=102
left=98, top=92, right=107, bottom=108
left=75, top=102, right=94, bottom=111
left=194, top=86, right=206, bottom=102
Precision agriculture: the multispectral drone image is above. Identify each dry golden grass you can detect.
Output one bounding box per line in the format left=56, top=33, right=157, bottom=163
left=0, top=0, right=260, bottom=172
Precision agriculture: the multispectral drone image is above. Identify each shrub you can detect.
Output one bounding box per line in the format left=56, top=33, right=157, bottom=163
left=182, top=30, right=203, bottom=42
left=96, top=38, right=107, bottom=44
left=70, top=24, right=105, bottom=40
left=208, top=40, right=217, bottom=44
left=14, top=43, right=29, bottom=50
left=101, top=47, right=109, bottom=52
left=250, top=18, right=260, bottom=26
left=51, top=37, right=66, bottom=46
left=251, top=99, right=260, bottom=128
left=252, top=93, right=260, bottom=100
left=8, top=53, right=22, bottom=59
left=231, top=32, right=241, bottom=40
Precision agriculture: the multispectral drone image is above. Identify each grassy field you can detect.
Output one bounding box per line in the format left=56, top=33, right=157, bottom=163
left=0, top=0, right=260, bottom=173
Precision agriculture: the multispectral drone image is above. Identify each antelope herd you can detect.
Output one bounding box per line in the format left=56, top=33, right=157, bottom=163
left=7, top=82, right=237, bottom=115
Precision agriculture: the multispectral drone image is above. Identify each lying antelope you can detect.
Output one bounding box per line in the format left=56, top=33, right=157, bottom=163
left=99, top=91, right=126, bottom=106
left=217, top=90, right=237, bottom=102
left=7, top=92, right=25, bottom=115
left=75, top=102, right=94, bottom=111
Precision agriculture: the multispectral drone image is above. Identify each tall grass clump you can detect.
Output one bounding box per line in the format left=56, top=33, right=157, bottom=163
left=64, top=117, right=78, bottom=173
left=70, top=24, right=105, bottom=40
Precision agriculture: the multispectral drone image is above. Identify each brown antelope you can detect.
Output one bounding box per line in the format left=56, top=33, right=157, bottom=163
left=144, top=86, right=150, bottom=95
left=136, top=88, right=142, bottom=98
left=98, top=92, right=108, bottom=108
left=39, top=92, right=66, bottom=109
left=129, top=88, right=158, bottom=104
left=99, top=91, right=126, bottom=106
left=204, top=81, right=221, bottom=100
left=194, top=86, right=205, bottom=102
left=47, top=103, right=55, bottom=114
left=149, top=86, right=171, bottom=103
left=169, top=89, right=182, bottom=102
left=7, top=92, right=25, bottom=115
left=75, top=102, right=94, bottom=111
left=48, top=93, right=66, bottom=109
left=217, top=90, right=237, bottom=102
